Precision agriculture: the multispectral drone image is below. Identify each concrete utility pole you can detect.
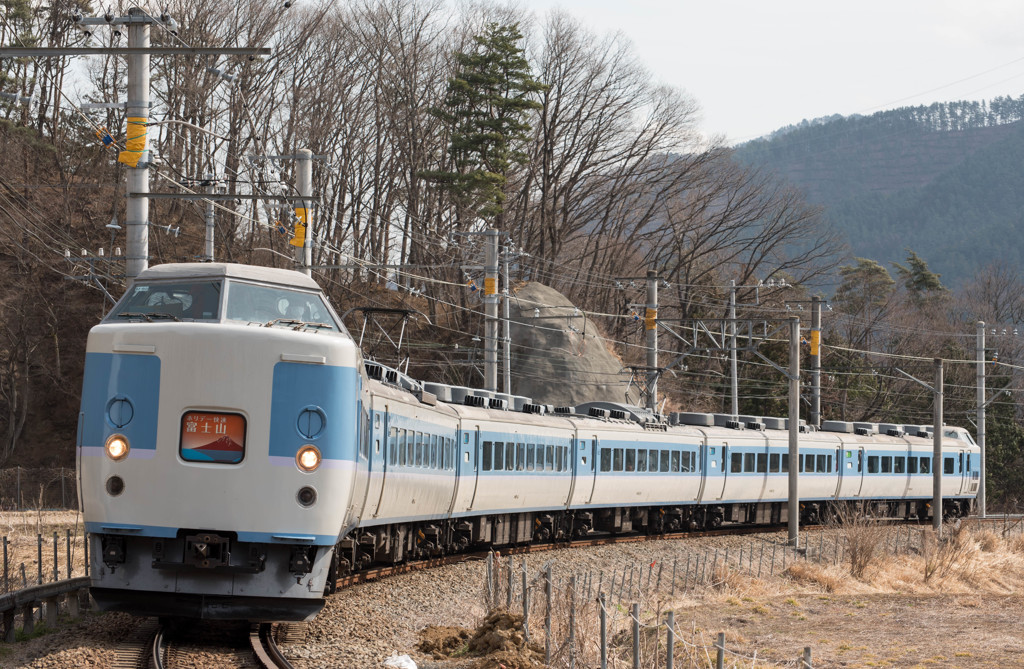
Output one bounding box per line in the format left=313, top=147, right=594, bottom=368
left=484, top=229, right=500, bottom=392
left=810, top=296, right=822, bottom=428
left=646, top=271, right=659, bottom=411
left=295, top=149, right=313, bottom=277
left=502, top=249, right=512, bottom=395
left=896, top=361, right=946, bottom=535
left=124, top=8, right=150, bottom=283
left=933, top=358, right=944, bottom=535
left=729, top=281, right=738, bottom=419
left=977, top=321, right=986, bottom=518
left=203, top=174, right=215, bottom=262
left=787, top=317, right=801, bottom=548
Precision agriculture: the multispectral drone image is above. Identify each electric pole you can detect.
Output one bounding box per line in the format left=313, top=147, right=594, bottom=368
left=294, top=149, right=313, bottom=276
left=729, top=280, right=738, bottom=418
left=203, top=174, right=215, bottom=262
left=484, top=229, right=500, bottom=392
left=788, top=317, right=800, bottom=548
left=810, top=296, right=822, bottom=428
left=646, top=270, right=659, bottom=411
left=977, top=321, right=986, bottom=518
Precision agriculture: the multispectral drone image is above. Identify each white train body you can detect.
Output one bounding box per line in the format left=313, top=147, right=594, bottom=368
left=78, top=263, right=979, bottom=621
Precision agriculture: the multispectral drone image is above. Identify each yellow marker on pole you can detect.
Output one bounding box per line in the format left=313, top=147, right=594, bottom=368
left=810, top=330, right=820, bottom=356
left=290, top=207, right=307, bottom=247
left=484, top=277, right=497, bottom=296
left=645, top=308, right=657, bottom=331
left=117, top=117, right=147, bottom=167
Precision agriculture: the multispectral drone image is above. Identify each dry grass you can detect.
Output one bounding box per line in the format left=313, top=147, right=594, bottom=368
left=463, top=523, right=1024, bottom=669
left=0, top=510, right=86, bottom=592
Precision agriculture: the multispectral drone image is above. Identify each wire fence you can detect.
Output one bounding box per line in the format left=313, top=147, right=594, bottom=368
left=0, top=468, right=79, bottom=511
left=483, top=519, right=1024, bottom=668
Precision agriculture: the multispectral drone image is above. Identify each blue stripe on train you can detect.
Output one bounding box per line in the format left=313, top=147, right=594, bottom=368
left=268, top=362, right=360, bottom=462
left=80, top=352, right=161, bottom=451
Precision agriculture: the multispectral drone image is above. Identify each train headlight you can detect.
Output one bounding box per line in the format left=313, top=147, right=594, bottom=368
left=296, top=445, right=321, bottom=472
left=105, top=434, right=130, bottom=461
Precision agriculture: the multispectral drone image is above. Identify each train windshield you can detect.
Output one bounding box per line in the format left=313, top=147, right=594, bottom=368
left=224, top=281, right=340, bottom=331
left=108, top=281, right=222, bottom=322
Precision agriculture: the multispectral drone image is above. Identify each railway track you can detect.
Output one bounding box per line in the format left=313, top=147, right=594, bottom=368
left=112, top=619, right=294, bottom=668
left=334, top=522, right=798, bottom=589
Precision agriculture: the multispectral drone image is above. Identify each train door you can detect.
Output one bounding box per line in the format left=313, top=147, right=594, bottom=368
left=957, top=449, right=968, bottom=495
left=703, top=441, right=728, bottom=501
left=836, top=444, right=865, bottom=499
left=574, top=435, right=598, bottom=505
left=833, top=448, right=842, bottom=498
left=364, top=401, right=389, bottom=518
left=450, top=426, right=480, bottom=513
left=346, top=404, right=372, bottom=525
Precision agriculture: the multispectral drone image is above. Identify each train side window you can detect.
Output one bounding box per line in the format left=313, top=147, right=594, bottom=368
left=908, top=457, right=918, bottom=474
left=546, top=445, right=554, bottom=471
left=650, top=450, right=659, bottom=472
left=600, top=448, right=611, bottom=472
left=432, top=435, right=440, bottom=469
left=399, top=429, right=408, bottom=466
left=867, top=456, right=879, bottom=473
left=744, top=452, right=755, bottom=472
left=625, top=449, right=636, bottom=472
left=503, top=442, right=513, bottom=471
left=671, top=451, right=681, bottom=472
left=881, top=456, right=892, bottom=473
left=756, top=453, right=767, bottom=473
left=769, top=453, right=780, bottom=473
left=562, top=445, right=570, bottom=471
left=894, top=457, right=905, bottom=474
left=527, top=444, right=536, bottom=471
left=798, top=454, right=805, bottom=473
left=730, top=452, right=742, bottom=473
left=493, top=442, right=504, bottom=471
left=637, top=449, right=647, bottom=472
left=828, top=454, right=834, bottom=472
left=817, top=454, right=826, bottom=472
left=613, top=448, right=624, bottom=471
left=482, top=441, right=493, bottom=471
left=389, top=428, right=398, bottom=466
left=920, top=457, right=931, bottom=474
left=411, top=432, right=420, bottom=467
left=781, top=453, right=789, bottom=473
left=660, top=450, right=670, bottom=472
left=406, top=432, right=414, bottom=466
left=944, top=457, right=955, bottom=474
left=516, top=443, right=525, bottom=471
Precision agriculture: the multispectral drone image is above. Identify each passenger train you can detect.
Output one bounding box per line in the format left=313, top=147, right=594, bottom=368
left=77, top=263, right=980, bottom=621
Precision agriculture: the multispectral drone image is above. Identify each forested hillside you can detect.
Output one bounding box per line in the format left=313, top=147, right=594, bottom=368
left=735, top=97, right=1024, bottom=286
left=1, top=1, right=1024, bottom=507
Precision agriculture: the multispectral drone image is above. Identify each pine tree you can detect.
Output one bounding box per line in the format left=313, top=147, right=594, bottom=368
left=893, top=249, right=946, bottom=297
left=424, top=22, right=545, bottom=225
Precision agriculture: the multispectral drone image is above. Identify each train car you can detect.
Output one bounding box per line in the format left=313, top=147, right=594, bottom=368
left=78, top=262, right=980, bottom=622
left=78, top=263, right=359, bottom=620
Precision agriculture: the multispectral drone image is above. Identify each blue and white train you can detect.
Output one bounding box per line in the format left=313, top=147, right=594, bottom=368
left=77, top=263, right=980, bottom=621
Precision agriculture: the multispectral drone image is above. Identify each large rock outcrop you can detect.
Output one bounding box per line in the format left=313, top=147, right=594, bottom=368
left=508, top=282, right=639, bottom=406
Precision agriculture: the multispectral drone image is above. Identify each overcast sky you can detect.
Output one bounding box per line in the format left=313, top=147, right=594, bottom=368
left=519, top=0, right=1024, bottom=144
